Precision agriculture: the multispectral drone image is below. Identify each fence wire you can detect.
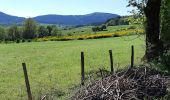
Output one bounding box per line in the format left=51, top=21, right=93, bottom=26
left=0, top=44, right=145, bottom=100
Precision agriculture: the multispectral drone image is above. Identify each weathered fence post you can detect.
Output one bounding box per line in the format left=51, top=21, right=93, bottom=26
left=131, top=45, right=134, bottom=68
left=109, top=50, right=114, bottom=73
left=81, top=52, right=85, bottom=86
left=22, top=63, right=33, bottom=100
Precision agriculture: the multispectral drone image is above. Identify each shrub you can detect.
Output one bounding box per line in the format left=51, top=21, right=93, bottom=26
left=28, top=39, right=32, bottom=42
left=161, top=50, right=170, bottom=67
left=38, top=26, right=48, bottom=38
left=92, top=25, right=107, bottom=32
left=51, top=27, right=62, bottom=37
left=0, top=27, right=5, bottom=41
left=16, top=39, right=20, bottom=43
left=36, top=29, right=144, bottom=42
left=77, top=37, right=84, bottom=40
left=57, top=38, right=73, bottom=41
left=7, top=25, right=21, bottom=41
left=113, top=34, right=120, bottom=37
left=22, top=39, right=25, bottom=43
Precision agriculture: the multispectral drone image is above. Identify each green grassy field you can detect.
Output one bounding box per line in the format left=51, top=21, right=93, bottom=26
left=0, top=35, right=145, bottom=99
left=61, top=25, right=133, bottom=36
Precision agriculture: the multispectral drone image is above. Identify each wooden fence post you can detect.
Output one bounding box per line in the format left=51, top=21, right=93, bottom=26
left=81, top=52, right=85, bottom=86
left=22, top=63, right=33, bottom=100
left=131, top=45, right=134, bottom=68
left=109, top=50, right=114, bottom=73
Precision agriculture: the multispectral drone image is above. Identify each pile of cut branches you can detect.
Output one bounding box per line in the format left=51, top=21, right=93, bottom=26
left=72, top=65, right=170, bottom=100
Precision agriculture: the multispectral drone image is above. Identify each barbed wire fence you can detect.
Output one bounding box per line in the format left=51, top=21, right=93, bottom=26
left=0, top=44, right=145, bottom=100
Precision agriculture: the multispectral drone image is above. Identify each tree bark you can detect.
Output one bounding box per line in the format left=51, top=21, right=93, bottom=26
left=144, top=0, right=162, bottom=61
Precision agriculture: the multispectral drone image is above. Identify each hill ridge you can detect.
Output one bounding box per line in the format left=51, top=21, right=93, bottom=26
left=0, top=12, right=120, bottom=25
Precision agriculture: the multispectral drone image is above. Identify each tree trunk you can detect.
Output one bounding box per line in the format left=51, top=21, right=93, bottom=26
left=144, top=0, right=162, bottom=61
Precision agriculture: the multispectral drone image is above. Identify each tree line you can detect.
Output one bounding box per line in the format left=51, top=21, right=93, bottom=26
left=91, top=16, right=130, bottom=33
left=0, top=18, right=62, bottom=42
left=105, top=16, right=129, bottom=26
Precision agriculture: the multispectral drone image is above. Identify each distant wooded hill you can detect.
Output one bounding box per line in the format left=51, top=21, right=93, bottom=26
left=105, top=16, right=130, bottom=26
left=0, top=12, right=119, bottom=26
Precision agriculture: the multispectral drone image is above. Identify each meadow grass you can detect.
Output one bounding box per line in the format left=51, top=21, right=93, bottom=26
left=0, top=35, right=145, bottom=99
left=61, top=25, right=133, bottom=36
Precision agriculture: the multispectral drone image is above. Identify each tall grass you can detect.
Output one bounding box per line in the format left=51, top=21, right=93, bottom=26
left=0, top=35, right=145, bottom=99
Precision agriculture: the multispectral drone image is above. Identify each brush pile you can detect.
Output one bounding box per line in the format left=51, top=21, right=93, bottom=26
left=72, top=65, right=170, bottom=100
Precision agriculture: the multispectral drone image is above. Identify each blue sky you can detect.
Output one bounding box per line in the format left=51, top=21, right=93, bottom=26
left=0, top=0, right=132, bottom=17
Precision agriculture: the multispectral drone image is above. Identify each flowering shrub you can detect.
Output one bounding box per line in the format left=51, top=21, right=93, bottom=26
left=35, top=29, right=144, bottom=42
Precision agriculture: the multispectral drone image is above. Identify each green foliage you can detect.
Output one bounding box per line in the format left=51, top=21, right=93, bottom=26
left=162, top=50, right=170, bottom=66
left=127, top=0, right=146, bottom=14
left=23, top=18, right=37, bottom=39
left=38, top=26, right=48, bottom=38
left=92, top=26, right=99, bottom=32
left=160, top=0, right=170, bottom=71
left=46, top=25, right=53, bottom=36
left=0, top=24, right=142, bottom=43
left=6, top=25, right=20, bottom=41
left=22, top=39, right=25, bottom=42
left=161, top=0, right=170, bottom=44
left=0, top=27, right=5, bottom=41
left=106, top=16, right=129, bottom=26
left=36, top=28, right=144, bottom=42
left=127, top=0, right=146, bottom=31
left=0, top=24, right=62, bottom=42
left=51, top=27, right=62, bottom=37
left=16, top=39, right=20, bottom=43
left=92, top=25, right=107, bottom=32
left=101, top=24, right=107, bottom=30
